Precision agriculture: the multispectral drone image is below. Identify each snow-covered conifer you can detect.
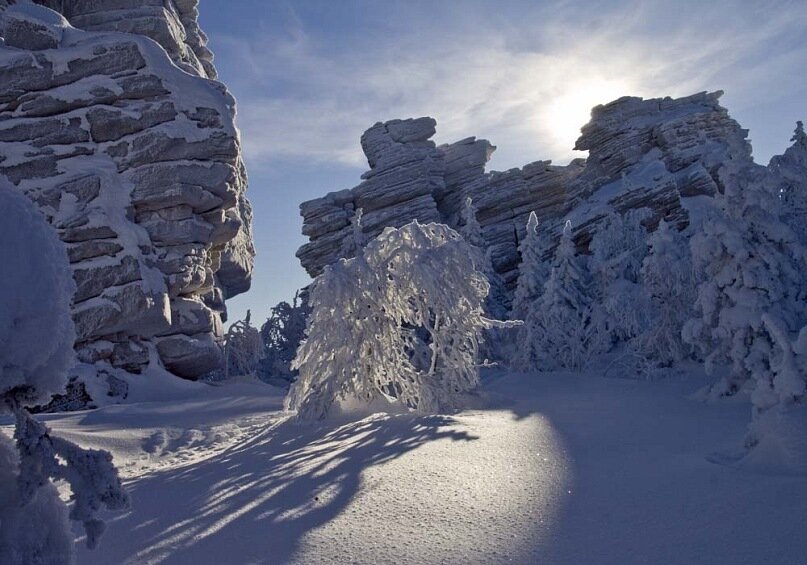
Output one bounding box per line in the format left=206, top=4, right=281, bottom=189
left=519, top=221, right=605, bottom=370
left=224, top=310, right=263, bottom=378
left=683, top=162, right=807, bottom=403
left=339, top=207, right=365, bottom=259
left=0, top=185, right=128, bottom=564
left=589, top=209, right=651, bottom=346
left=636, top=219, right=695, bottom=366
left=288, top=221, right=495, bottom=420
left=460, top=197, right=508, bottom=319
left=770, top=121, right=807, bottom=244
left=258, top=291, right=309, bottom=383
left=512, top=211, right=551, bottom=320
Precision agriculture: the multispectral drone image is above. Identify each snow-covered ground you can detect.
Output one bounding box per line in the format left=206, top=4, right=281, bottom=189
left=5, top=370, right=806, bottom=565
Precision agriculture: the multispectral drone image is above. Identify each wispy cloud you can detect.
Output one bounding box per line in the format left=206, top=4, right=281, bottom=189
left=212, top=0, right=807, bottom=171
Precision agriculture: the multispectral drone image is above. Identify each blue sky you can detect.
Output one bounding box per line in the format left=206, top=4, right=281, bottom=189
left=198, top=0, right=807, bottom=325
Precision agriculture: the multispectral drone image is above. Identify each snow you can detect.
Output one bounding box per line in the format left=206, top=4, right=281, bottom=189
left=2, top=368, right=803, bottom=564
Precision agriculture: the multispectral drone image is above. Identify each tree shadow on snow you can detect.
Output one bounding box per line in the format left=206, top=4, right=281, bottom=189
left=83, top=413, right=478, bottom=564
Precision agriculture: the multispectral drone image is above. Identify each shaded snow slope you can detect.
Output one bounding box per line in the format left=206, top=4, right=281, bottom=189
left=4, top=371, right=805, bottom=564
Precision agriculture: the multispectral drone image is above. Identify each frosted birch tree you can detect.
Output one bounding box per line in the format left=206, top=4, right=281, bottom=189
left=288, top=221, right=498, bottom=420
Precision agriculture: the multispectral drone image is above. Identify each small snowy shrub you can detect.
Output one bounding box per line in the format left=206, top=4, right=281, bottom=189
left=224, top=310, right=263, bottom=378
left=0, top=185, right=128, bottom=564
left=288, top=221, right=498, bottom=420
left=519, top=221, right=606, bottom=371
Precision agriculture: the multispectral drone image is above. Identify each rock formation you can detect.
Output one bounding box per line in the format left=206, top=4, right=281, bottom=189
left=298, top=91, right=763, bottom=298
left=0, top=1, right=254, bottom=380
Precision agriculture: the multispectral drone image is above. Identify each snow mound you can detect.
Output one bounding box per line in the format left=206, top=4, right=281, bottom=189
left=0, top=182, right=75, bottom=406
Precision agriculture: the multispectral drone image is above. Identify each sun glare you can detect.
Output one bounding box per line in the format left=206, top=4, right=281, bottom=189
left=543, top=79, right=633, bottom=156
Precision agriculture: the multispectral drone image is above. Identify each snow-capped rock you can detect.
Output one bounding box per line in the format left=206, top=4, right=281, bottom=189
left=297, top=91, right=756, bottom=299
left=0, top=1, right=254, bottom=380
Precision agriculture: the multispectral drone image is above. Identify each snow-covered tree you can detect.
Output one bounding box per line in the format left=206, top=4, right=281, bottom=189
left=683, top=161, right=807, bottom=405
left=288, top=221, right=498, bottom=420
left=511, top=211, right=552, bottom=320
left=258, top=290, right=309, bottom=383
left=519, top=221, right=605, bottom=371
left=224, top=310, right=263, bottom=378
left=0, top=185, right=128, bottom=564
left=460, top=197, right=509, bottom=319
left=636, top=219, right=695, bottom=366
left=769, top=121, right=807, bottom=245
left=339, top=207, right=365, bottom=259
left=589, top=209, right=652, bottom=346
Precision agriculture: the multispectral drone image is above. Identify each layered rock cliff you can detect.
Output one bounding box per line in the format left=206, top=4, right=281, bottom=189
left=0, top=1, right=254, bottom=379
left=298, top=91, right=763, bottom=298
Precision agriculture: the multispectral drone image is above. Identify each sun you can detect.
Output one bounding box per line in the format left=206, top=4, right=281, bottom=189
left=543, top=79, right=634, bottom=155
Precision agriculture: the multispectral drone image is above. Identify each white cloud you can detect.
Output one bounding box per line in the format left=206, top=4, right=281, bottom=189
left=214, top=0, right=807, bottom=172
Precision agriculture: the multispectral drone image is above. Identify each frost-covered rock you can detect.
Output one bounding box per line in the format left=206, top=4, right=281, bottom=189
left=298, top=91, right=753, bottom=307
left=0, top=1, right=254, bottom=381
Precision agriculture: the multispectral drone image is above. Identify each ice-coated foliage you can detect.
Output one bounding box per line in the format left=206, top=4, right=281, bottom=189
left=636, top=220, right=696, bottom=366
left=0, top=185, right=127, bottom=564
left=10, top=406, right=130, bottom=551
left=0, top=184, right=76, bottom=406
left=0, top=429, right=73, bottom=565
left=519, top=221, right=605, bottom=371
left=460, top=198, right=509, bottom=319
left=683, top=162, right=807, bottom=406
left=258, top=291, right=309, bottom=383
left=760, top=315, right=807, bottom=408
left=589, top=209, right=652, bottom=346
left=224, top=310, right=263, bottom=378
left=288, top=221, right=494, bottom=420
left=511, top=211, right=552, bottom=321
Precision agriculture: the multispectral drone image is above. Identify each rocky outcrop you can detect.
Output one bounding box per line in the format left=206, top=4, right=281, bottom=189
left=0, top=1, right=254, bottom=379
left=298, top=91, right=757, bottom=297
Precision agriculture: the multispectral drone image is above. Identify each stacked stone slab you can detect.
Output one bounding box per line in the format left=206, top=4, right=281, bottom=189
left=0, top=1, right=254, bottom=379
left=565, top=90, right=754, bottom=248
left=296, top=117, right=445, bottom=275
left=298, top=91, right=759, bottom=299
